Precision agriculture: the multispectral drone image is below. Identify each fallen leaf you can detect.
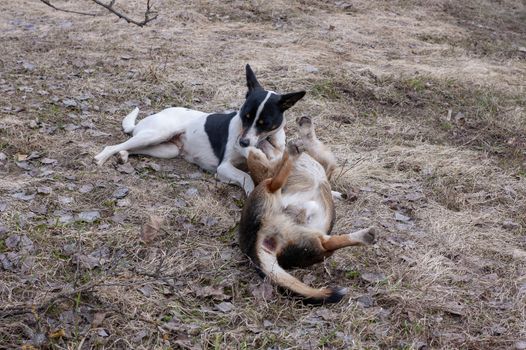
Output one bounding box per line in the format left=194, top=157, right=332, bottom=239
left=188, top=171, right=202, bottom=179
left=185, top=187, right=199, bottom=197
left=91, top=312, right=106, bottom=328
left=131, top=330, right=148, bottom=343
left=361, top=272, right=387, bottom=284
left=215, top=302, right=234, bottom=313
left=48, top=329, right=66, bottom=339
left=200, top=216, right=218, bottom=227
left=147, top=162, right=161, bottom=172
left=139, top=285, right=153, bottom=297
left=40, top=158, right=58, bottom=165
left=117, top=162, right=135, bottom=174
left=140, top=215, right=163, bottom=243
left=16, top=154, right=28, bottom=161
left=440, top=301, right=464, bottom=316
left=195, top=286, right=230, bottom=301
left=355, top=294, right=374, bottom=308
left=250, top=282, right=274, bottom=300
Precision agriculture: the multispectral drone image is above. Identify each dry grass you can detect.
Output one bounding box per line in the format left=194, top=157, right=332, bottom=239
left=1, top=0, right=525, bottom=349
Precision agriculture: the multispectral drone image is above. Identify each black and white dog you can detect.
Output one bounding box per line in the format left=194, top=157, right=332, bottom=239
left=94, top=65, right=305, bottom=195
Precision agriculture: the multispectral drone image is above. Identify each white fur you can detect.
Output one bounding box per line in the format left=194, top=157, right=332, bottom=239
left=95, top=107, right=285, bottom=195
left=281, top=153, right=328, bottom=230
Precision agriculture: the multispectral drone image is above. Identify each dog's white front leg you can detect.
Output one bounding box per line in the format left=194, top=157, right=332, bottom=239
left=216, top=162, right=255, bottom=196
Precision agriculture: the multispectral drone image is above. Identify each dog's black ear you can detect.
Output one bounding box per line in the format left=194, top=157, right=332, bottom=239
left=278, top=91, right=306, bottom=111
left=246, top=64, right=262, bottom=92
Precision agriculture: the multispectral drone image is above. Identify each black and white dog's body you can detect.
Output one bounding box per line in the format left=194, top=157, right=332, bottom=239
left=94, top=65, right=305, bottom=195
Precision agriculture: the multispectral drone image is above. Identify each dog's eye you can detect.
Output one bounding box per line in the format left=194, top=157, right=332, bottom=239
left=246, top=113, right=251, bottom=119
left=258, top=119, right=264, bottom=125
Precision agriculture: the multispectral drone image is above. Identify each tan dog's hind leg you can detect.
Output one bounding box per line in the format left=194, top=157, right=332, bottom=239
left=321, top=227, right=376, bottom=252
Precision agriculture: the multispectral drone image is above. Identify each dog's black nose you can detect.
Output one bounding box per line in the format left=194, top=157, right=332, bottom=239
left=239, top=138, right=250, bottom=147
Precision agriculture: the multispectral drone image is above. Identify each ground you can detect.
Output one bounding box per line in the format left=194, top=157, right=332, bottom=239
left=0, top=0, right=525, bottom=349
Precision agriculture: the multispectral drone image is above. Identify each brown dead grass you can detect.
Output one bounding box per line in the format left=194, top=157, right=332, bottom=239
left=0, top=0, right=525, bottom=349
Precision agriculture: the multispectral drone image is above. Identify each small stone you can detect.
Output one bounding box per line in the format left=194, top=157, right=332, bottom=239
left=116, top=198, right=130, bottom=207
left=0, top=152, right=7, bottom=161
left=79, top=184, right=94, bottom=193
left=12, top=192, right=35, bottom=201
left=22, top=62, right=35, bottom=71
left=0, top=225, right=9, bottom=236
left=0, top=202, right=7, bottom=212
left=78, top=211, right=101, bottom=223
left=5, top=235, right=21, bottom=249
left=16, top=161, right=32, bottom=170
left=515, top=340, right=526, bottom=350
left=185, top=187, right=199, bottom=197
left=304, top=64, right=319, bottom=73
left=37, top=186, right=52, bottom=195
left=63, top=98, right=77, bottom=108
left=502, top=220, right=519, bottom=230
left=58, top=196, right=74, bottom=205
left=112, top=187, right=129, bottom=199
left=394, top=212, right=411, bottom=222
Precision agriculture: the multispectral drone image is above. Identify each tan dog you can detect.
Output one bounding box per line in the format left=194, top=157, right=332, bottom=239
left=238, top=116, right=376, bottom=304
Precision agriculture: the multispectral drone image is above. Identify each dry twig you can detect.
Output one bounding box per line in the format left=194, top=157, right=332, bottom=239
left=40, top=0, right=158, bottom=27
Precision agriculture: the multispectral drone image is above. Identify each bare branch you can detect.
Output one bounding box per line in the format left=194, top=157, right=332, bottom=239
left=90, top=0, right=158, bottom=27
left=39, top=0, right=97, bottom=16
left=39, top=0, right=158, bottom=27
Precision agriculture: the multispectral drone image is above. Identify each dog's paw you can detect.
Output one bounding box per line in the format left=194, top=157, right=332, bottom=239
left=331, top=191, right=344, bottom=200
left=287, top=139, right=305, bottom=157
left=296, top=116, right=312, bottom=127
left=118, top=151, right=129, bottom=163
left=350, top=227, right=376, bottom=245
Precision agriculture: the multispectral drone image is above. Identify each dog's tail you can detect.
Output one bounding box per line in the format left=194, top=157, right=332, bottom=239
left=256, top=245, right=347, bottom=304
left=122, top=107, right=139, bottom=134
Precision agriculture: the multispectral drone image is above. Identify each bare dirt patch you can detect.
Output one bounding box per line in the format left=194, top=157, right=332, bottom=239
left=1, top=0, right=525, bottom=349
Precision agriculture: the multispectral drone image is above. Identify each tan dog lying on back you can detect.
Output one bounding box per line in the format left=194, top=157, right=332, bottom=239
left=238, top=116, right=376, bottom=304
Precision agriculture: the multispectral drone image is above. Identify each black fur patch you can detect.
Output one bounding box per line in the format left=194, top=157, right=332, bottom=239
left=277, top=241, right=325, bottom=269
left=238, top=192, right=264, bottom=264
left=303, top=287, right=347, bottom=305
left=204, top=112, right=236, bottom=163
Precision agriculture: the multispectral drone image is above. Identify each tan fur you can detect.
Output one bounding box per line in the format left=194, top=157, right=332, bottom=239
left=240, top=116, right=376, bottom=303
